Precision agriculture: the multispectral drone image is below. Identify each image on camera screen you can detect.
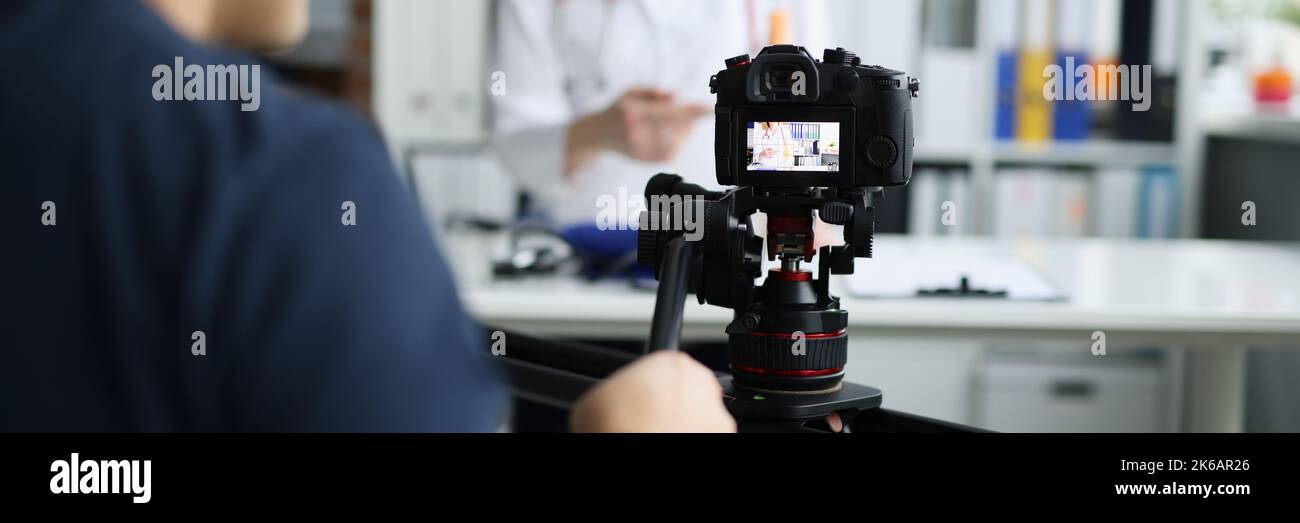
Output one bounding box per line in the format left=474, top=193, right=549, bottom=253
left=745, top=121, right=840, bottom=172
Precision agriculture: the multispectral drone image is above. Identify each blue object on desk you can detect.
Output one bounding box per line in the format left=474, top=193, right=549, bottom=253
left=560, top=224, right=654, bottom=281
left=561, top=224, right=635, bottom=258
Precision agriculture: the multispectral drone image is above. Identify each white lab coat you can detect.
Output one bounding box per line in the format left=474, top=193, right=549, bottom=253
left=493, top=0, right=831, bottom=226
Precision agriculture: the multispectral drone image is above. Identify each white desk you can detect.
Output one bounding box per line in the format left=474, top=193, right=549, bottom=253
left=451, top=234, right=1300, bottom=432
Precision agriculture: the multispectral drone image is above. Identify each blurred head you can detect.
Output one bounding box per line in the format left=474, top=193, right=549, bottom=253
left=146, top=0, right=310, bottom=53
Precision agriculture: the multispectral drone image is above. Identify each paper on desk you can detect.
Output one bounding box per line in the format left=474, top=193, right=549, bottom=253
left=845, top=243, right=1065, bottom=301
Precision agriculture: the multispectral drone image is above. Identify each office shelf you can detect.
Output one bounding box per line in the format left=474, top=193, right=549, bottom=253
left=1203, top=110, right=1300, bottom=144
left=906, top=0, right=1207, bottom=236
left=990, top=141, right=1177, bottom=167
left=914, top=147, right=975, bottom=164
left=918, top=141, right=1180, bottom=168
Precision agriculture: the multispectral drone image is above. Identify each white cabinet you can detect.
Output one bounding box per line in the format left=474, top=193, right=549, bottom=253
left=974, top=353, right=1167, bottom=432
left=845, top=339, right=1172, bottom=432
left=844, top=338, right=982, bottom=425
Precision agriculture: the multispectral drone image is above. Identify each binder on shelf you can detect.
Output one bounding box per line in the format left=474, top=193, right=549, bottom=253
left=1148, top=0, right=1180, bottom=139
left=1116, top=0, right=1178, bottom=142
left=1017, top=0, right=1054, bottom=142
left=993, top=167, right=1095, bottom=238
left=1053, top=0, right=1091, bottom=140
left=907, top=167, right=972, bottom=237
left=908, top=167, right=942, bottom=236
left=992, top=0, right=1019, bottom=140
left=1091, top=167, right=1141, bottom=238
left=993, top=167, right=1052, bottom=237
left=1088, top=0, right=1123, bottom=137
left=1136, top=164, right=1179, bottom=238
left=1049, top=169, right=1090, bottom=236
left=942, top=168, right=973, bottom=236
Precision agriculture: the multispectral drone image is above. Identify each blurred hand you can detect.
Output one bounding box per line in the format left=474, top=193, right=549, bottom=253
left=570, top=351, right=736, bottom=433
left=602, top=88, right=709, bottom=162
left=566, top=88, right=710, bottom=177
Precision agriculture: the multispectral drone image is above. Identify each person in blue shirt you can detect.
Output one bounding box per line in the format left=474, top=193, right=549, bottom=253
left=1, top=0, right=733, bottom=433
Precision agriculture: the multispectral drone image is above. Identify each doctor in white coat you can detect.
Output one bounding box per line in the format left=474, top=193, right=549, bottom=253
left=494, top=0, right=831, bottom=227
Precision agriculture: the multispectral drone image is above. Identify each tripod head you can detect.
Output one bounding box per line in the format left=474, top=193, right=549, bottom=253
left=638, top=176, right=883, bottom=392
left=638, top=45, right=918, bottom=397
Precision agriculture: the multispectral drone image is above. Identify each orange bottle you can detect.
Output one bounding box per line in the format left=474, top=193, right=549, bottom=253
left=769, top=8, right=792, bottom=45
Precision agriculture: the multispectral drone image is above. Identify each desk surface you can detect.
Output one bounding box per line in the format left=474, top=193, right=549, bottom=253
left=452, top=234, right=1300, bottom=345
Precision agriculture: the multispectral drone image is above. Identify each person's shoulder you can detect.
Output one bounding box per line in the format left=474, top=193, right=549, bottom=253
left=234, top=81, right=391, bottom=181
left=258, top=87, right=392, bottom=173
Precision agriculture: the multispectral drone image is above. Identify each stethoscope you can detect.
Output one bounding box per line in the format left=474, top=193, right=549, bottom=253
left=551, top=0, right=622, bottom=102
left=552, top=0, right=761, bottom=104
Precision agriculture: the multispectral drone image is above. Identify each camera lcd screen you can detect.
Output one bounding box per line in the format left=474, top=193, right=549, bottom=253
left=745, top=121, right=840, bottom=172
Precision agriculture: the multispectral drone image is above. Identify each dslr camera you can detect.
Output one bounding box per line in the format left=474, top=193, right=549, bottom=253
left=638, top=45, right=919, bottom=429
left=712, top=44, right=918, bottom=189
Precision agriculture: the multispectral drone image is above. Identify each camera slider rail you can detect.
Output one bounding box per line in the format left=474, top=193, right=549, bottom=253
left=485, top=325, right=983, bottom=433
